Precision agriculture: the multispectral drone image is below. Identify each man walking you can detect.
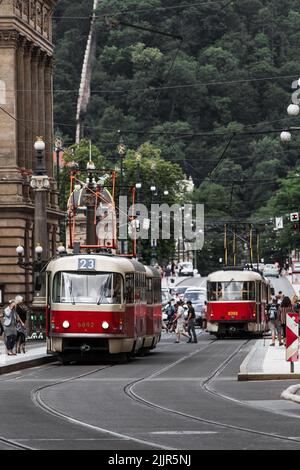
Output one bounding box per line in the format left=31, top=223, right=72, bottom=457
left=186, top=300, right=198, bottom=343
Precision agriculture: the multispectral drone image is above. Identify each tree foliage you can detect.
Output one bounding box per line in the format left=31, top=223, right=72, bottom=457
left=53, top=0, right=300, bottom=268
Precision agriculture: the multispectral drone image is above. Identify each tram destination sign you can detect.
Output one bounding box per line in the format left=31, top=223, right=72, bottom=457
left=78, top=258, right=96, bottom=270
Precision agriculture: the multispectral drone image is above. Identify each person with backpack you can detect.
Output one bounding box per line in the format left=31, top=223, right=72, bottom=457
left=278, top=296, right=293, bottom=343
left=186, top=300, right=197, bottom=343
left=268, top=299, right=283, bottom=346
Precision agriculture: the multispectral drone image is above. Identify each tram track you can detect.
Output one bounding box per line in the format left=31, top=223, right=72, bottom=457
left=31, top=362, right=175, bottom=450
left=29, top=340, right=218, bottom=450
left=8, top=336, right=300, bottom=449
left=124, top=339, right=300, bottom=447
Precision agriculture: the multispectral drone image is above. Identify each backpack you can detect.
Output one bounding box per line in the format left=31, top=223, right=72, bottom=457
left=268, top=304, right=278, bottom=320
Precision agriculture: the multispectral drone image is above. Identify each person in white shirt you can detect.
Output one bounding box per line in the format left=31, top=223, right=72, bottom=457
left=173, top=300, right=191, bottom=343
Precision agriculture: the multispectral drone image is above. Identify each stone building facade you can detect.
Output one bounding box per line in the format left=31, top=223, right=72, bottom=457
left=0, top=0, right=60, bottom=305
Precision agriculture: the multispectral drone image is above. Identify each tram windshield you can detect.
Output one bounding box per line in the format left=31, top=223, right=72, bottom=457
left=53, top=272, right=123, bottom=304
left=207, top=281, right=255, bottom=301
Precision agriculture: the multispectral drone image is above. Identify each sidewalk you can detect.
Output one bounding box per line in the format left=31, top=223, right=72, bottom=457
left=238, top=338, right=300, bottom=381
left=0, top=340, right=56, bottom=375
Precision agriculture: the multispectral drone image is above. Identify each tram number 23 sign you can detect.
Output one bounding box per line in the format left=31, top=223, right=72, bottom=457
left=78, top=258, right=96, bottom=270
left=286, top=312, right=299, bottom=363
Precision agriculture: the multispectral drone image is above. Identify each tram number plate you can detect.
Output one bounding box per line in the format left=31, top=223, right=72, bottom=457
left=228, top=312, right=238, bottom=316
left=78, top=258, right=96, bottom=270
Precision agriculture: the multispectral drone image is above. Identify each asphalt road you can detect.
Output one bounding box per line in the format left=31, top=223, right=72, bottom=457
left=1, top=333, right=300, bottom=450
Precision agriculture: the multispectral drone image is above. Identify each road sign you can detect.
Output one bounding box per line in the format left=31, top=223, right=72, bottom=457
left=290, top=213, right=299, bottom=222
left=275, top=217, right=283, bottom=229
left=286, top=312, right=299, bottom=372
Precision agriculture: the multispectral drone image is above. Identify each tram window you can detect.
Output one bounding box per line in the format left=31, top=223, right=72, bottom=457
left=146, top=278, right=153, bottom=304
left=242, top=282, right=255, bottom=301
left=208, top=281, right=255, bottom=301
left=125, top=274, right=134, bottom=303
left=153, top=278, right=161, bottom=304
left=52, top=272, right=123, bottom=304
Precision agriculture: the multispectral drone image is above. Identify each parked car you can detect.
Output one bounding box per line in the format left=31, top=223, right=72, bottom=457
left=178, top=262, right=194, bottom=276
left=161, top=287, right=172, bottom=306
left=184, top=287, right=207, bottom=326
left=173, top=286, right=189, bottom=299
left=263, top=264, right=279, bottom=278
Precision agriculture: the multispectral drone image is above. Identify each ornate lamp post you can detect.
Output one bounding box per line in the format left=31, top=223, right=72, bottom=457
left=135, top=153, right=142, bottom=259
left=117, top=135, right=126, bottom=254
left=30, top=137, right=50, bottom=271
left=85, top=160, right=97, bottom=246
left=150, top=161, right=157, bottom=266
left=54, top=135, right=64, bottom=199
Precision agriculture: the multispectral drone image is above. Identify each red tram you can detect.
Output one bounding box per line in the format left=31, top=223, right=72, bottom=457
left=46, top=254, right=162, bottom=362
left=206, top=269, right=271, bottom=338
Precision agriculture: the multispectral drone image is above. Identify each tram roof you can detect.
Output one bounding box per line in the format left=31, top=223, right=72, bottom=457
left=46, top=254, right=146, bottom=275
left=144, top=265, right=161, bottom=278
left=207, top=270, right=264, bottom=282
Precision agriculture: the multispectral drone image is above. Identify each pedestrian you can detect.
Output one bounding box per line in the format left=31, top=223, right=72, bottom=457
left=165, top=300, right=175, bottom=332
left=201, top=301, right=208, bottom=331
left=165, top=264, right=172, bottom=285
left=15, top=295, right=29, bottom=354
left=171, top=260, right=176, bottom=277
left=186, top=301, right=197, bottom=343
left=278, top=296, right=293, bottom=342
left=173, top=300, right=191, bottom=343
left=276, top=291, right=284, bottom=305
left=2, top=300, right=19, bottom=355
left=268, top=298, right=283, bottom=346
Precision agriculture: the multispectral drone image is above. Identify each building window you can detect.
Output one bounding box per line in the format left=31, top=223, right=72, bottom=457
left=0, top=80, right=6, bottom=105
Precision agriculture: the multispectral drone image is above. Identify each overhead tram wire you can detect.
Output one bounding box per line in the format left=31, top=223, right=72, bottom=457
left=31, top=74, right=300, bottom=95
left=52, top=1, right=232, bottom=18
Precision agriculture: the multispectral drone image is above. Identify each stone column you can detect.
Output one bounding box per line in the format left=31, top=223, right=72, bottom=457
left=38, top=52, right=46, bottom=144
left=31, top=46, right=40, bottom=165
left=44, top=55, right=53, bottom=177
left=17, top=36, right=26, bottom=169
left=24, top=41, right=33, bottom=170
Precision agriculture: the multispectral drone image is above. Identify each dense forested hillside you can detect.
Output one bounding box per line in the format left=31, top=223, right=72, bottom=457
left=53, top=0, right=300, bottom=270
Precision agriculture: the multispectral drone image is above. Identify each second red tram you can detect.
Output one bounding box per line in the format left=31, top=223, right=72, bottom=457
left=207, top=269, right=271, bottom=338
left=45, top=254, right=162, bottom=362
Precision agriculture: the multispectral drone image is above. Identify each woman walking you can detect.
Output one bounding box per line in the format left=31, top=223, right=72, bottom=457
left=278, top=296, right=293, bottom=343
left=15, top=296, right=28, bottom=353
left=3, top=300, right=18, bottom=355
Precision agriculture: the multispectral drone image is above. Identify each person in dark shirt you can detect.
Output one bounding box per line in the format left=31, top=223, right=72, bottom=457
left=186, top=301, right=197, bottom=343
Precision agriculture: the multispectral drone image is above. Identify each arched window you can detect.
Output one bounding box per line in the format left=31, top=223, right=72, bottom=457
left=0, top=80, right=6, bottom=105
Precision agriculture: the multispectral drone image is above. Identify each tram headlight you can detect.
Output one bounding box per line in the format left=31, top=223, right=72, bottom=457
left=62, top=321, right=70, bottom=329
left=102, top=321, right=109, bottom=330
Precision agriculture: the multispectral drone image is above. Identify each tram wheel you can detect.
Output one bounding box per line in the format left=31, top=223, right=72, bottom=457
left=58, top=354, right=71, bottom=365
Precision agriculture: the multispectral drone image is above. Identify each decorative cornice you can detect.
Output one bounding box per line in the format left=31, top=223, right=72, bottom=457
left=0, top=30, right=19, bottom=47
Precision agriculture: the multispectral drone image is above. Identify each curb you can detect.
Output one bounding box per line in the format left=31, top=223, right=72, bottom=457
left=238, top=373, right=300, bottom=381
left=281, top=384, right=300, bottom=403
left=0, top=355, right=57, bottom=375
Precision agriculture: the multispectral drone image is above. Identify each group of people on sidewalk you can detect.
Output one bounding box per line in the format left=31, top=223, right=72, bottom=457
left=0, top=296, right=29, bottom=356
left=267, top=291, right=300, bottom=347
left=164, top=299, right=199, bottom=344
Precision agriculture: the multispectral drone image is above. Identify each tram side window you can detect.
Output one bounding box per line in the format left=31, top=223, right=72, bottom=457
left=146, top=278, right=153, bottom=304
left=208, top=282, right=222, bottom=301
left=153, top=278, right=161, bottom=304
left=125, top=274, right=134, bottom=303
left=242, top=282, right=255, bottom=301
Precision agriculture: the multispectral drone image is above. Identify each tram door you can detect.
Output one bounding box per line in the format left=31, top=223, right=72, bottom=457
left=255, top=281, right=261, bottom=327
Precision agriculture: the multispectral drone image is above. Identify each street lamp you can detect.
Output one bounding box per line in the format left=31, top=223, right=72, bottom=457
left=16, top=243, right=46, bottom=272
left=280, top=81, right=300, bottom=142
left=150, top=185, right=157, bottom=266
left=85, top=159, right=97, bottom=246
left=54, top=136, right=64, bottom=202
left=117, top=135, right=126, bottom=254
left=31, top=137, right=50, bottom=258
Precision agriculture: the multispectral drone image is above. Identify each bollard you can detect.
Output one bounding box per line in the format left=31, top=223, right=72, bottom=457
left=286, top=312, right=299, bottom=373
